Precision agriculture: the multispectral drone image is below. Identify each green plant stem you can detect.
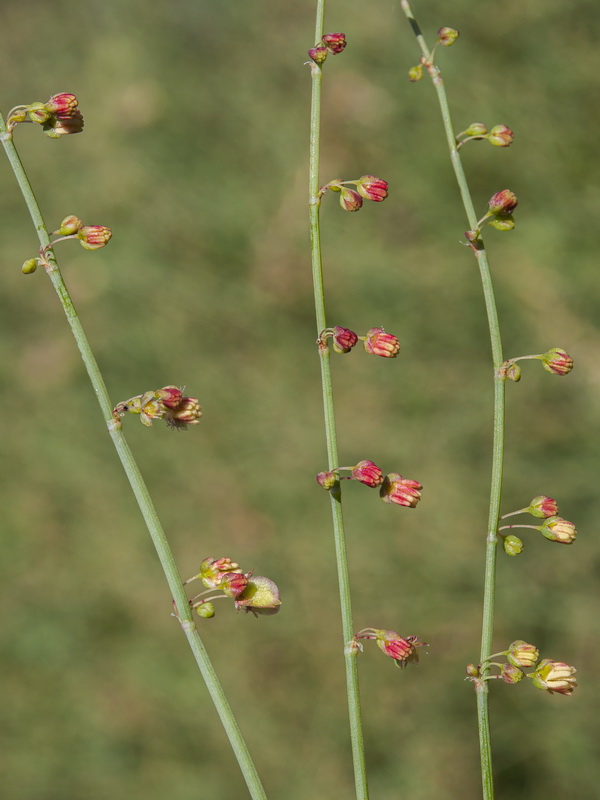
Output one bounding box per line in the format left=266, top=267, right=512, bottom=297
left=399, top=4, right=505, bottom=799
left=0, top=117, right=267, bottom=800
left=308, top=4, right=369, bottom=799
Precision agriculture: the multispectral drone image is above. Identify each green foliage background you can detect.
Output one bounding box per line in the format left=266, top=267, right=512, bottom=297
left=0, top=0, right=598, bottom=798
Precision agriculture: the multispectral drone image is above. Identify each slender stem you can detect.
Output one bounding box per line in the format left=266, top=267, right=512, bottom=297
left=308, top=5, right=369, bottom=799
left=399, top=4, right=506, bottom=799
left=0, top=118, right=267, bottom=800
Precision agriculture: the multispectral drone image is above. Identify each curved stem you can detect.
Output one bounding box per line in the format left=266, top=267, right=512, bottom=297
left=308, top=4, right=369, bottom=799
left=0, top=118, right=267, bottom=800
left=399, top=4, right=505, bottom=799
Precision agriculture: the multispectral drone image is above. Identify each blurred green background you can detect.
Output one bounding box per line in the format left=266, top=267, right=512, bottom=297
left=0, top=0, right=598, bottom=798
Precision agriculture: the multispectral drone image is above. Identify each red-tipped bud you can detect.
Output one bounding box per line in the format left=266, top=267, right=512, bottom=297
left=308, top=46, right=328, bottom=64
left=500, top=663, right=524, bottom=684
left=45, top=93, right=79, bottom=117
left=316, top=471, right=337, bottom=490
left=57, top=215, right=84, bottom=235
left=166, top=396, right=202, bottom=428
left=502, top=535, right=523, bottom=556
left=528, top=495, right=559, bottom=518
left=331, top=326, right=358, bottom=354
left=339, top=187, right=363, bottom=212
left=507, top=640, right=539, bottom=669
left=465, top=122, right=488, bottom=136
left=437, top=27, right=459, bottom=46
left=220, top=571, right=249, bottom=599
left=488, top=189, right=518, bottom=215
left=541, top=348, right=573, bottom=376
left=408, top=64, right=423, bottom=82
left=77, top=225, right=112, bottom=250
left=43, top=111, right=84, bottom=137
left=199, top=557, right=243, bottom=589
left=529, top=659, right=577, bottom=696
left=380, top=473, right=423, bottom=508
left=234, top=576, right=281, bottom=616
left=322, top=32, right=347, bottom=54
left=155, top=385, right=184, bottom=410
left=21, top=258, right=39, bottom=275
left=539, top=516, right=577, bottom=544
left=488, top=124, right=514, bottom=147
left=362, top=327, right=400, bottom=358
left=356, top=175, right=389, bottom=202
left=378, top=631, right=427, bottom=667
left=350, top=460, right=384, bottom=488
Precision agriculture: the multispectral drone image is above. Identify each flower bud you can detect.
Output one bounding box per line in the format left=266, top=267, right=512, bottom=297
left=45, top=93, right=80, bottom=117
left=167, top=396, right=202, bottom=428
left=437, top=27, right=459, bottom=46
left=380, top=473, right=422, bottom=508
left=234, top=576, right=281, bottom=616
left=220, top=571, right=249, bottom=599
left=27, top=102, right=52, bottom=124
left=408, top=64, right=423, bottom=82
left=528, top=495, right=559, bottom=518
left=322, top=32, right=347, bottom=54
left=21, top=258, right=39, bottom=275
left=345, top=639, right=362, bottom=656
left=57, top=215, right=84, bottom=235
left=502, top=535, right=523, bottom=556
left=500, top=663, right=524, bottom=684
left=541, top=348, right=573, bottom=376
left=505, top=363, right=521, bottom=382
left=465, top=122, right=488, bottom=136
left=77, top=225, right=112, bottom=250
left=155, top=385, right=184, bottom=409
left=507, top=640, right=540, bottom=669
left=350, top=459, right=384, bottom=488
left=356, top=175, right=388, bottom=202
left=529, top=659, right=577, bottom=696
left=377, top=631, right=427, bottom=667
left=316, top=471, right=337, bottom=490
left=199, top=557, right=243, bottom=589
left=195, top=602, right=215, bottom=619
left=488, top=215, right=515, bottom=232
left=539, top=516, right=576, bottom=544
left=488, top=124, right=514, bottom=147
left=363, top=327, right=400, bottom=358
left=465, top=663, right=480, bottom=677
left=488, top=189, right=518, bottom=215
left=42, top=112, right=84, bottom=137
left=308, top=46, right=328, bottom=64
left=339, top=187, right=363, bottom=212
left=331, top=326, right=358, bottom=354
left=465, top=230, right=480, bottom=243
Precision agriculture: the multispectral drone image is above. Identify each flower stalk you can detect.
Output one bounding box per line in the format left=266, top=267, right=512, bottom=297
left=0, top=113, right=268, bottom=800
left=308, top=2, right=369, bottom=798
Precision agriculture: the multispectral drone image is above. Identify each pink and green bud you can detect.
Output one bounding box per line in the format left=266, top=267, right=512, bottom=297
left=331, top=326, right=358, bottom=354
left=437, top=27, right=459, bottom=46
left=488, top=189, right=518, bottom=215
left=465, top=122, right=488, bottom=136
left=195, top=602, right=215, bottom=619
left=355, top=629, right=428, bottom=668
left=539, top=516, right=577, bottom=544
left=350, top=460, right=384, bottom=488
left=380, top=473, right=422, bottom=508
left=322, top=32, right=347, bottom=54
left=362, top=327, right=400, bottom=358
left=77, top=225, right=112, bottom=250
left=339, top=187, right=363, bottom=212
left=500, top=663, right=524, bottom=684
left=155, top=385, right=184, bottom=410
left=27, top=102, right=52, bottom=124
left=308, top=46, right=328, bottom=64
left=465, top=230, right=480, bottom=243
left=466, top=663, right=480, bottom=677
left=507, top=640, right=540, bottom=669
left=541, top=348, right=573, bottom=376
left=199, top=557, right=243, bottom=589
left=316, top=471, right=337, bottom=490
left=505, top=363, right=521, bottom=382
left=21, top=258, right=39, bottom=275
left=220, top=571, right=249, bottom=599
left=502, top=535, right=523, bottom=556
left=529, top=659, right=577, bottom=696
left=45, top=93, right=80, bottom=117
left=488, top=124, right=514, bottom=147
left=56, top=215, right=84, bottom=236
left=234, top=576, right=281, bottom=616
left=488, top=215, right=515, bottom=232
left=356, top=175, right=389, bottom=202
left=43, top=112, right=84, bottom=137
left=408, top=64, right=423, bottom=82
left=166, top=396, right=202, bottom=428
left=528, top=495, right=559, bottom=518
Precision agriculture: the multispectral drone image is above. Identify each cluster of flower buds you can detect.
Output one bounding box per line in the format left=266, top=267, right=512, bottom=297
left=349, top=628, right=428, bottom=669
left=456, top=122, right=514, bottom=150
left=408, top=27, right=459, bottom=82
left=7, top=93, right=84, bottom=137
left=319, top=326, right=400, bottom=358
left=466, top=190, right=519, bottom=243
left=467, top=640, right=577, bottom=696
left=113, top=385, right=202, bottom=429
left=317, top=460, right=423, bottom=508
left=308, top=32, right=347, bottom=64
left=498, top=495, right=577, bottom=554
left=183, top=557, right=281, bottom=619
left=23, top=215, right=113, bottom=274
left=498, top=347, right=574, bottom=382
left=319, top=176, right=389, bottom=212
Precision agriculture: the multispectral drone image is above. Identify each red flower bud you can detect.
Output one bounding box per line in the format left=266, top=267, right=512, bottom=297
left=339, top=187, right=363, bottom=212
left=322, top=32, right=347, bottom=54
left=356, top=175, right=388, bottom=202
left=316, top=471, right=337, bottom=490
left=380, top=473, right=422, bottom=508
left=45, top=93, right=80, bottom=118
left=331, top=326, right=358, bottom=354
left=350, top=460, right=384, bottom=488
left=528, top=495, right=559, bottom=518
left=362, top=327, right=400, bottom=358
left=541, top=348, right=573, bottom=376
left=488, top=124, right=514, bottom=147
left=488, top=189, right=518, bottom=215
left=308, top=46, right=328, bottom=64
left=220, top=571, right=249, bottom=599
left=155, top=385, right=184, bottom=410
left=77, top=225, right=112, bottom=250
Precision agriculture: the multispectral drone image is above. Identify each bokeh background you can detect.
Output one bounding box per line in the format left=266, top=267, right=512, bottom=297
left=0, top=0, right=598, bottom=798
